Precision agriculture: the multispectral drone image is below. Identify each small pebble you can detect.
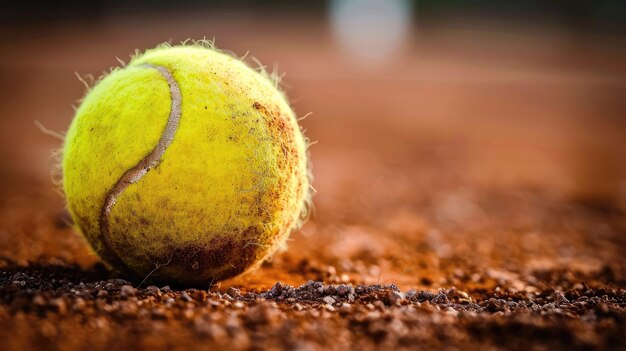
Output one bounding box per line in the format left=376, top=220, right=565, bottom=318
left=120, top=285, right=136, bottom=298
left=322, top=296, right=336, bottom=305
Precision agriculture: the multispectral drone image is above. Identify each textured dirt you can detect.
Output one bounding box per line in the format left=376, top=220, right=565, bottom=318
left=1, top=190, right=625, bottom=351
left=0, top=260, right=625, bottom=350
left=1, top=13, right=626, bottom=351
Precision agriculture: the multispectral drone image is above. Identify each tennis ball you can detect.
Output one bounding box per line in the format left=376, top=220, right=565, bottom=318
left=62, top=43, right=310, bottom=286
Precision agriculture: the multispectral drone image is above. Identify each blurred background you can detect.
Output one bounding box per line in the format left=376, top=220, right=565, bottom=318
left=0, top=0, right=625, bottom=288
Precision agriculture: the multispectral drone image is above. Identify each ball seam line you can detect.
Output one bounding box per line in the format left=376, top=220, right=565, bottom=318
left=97, top=63, right=182, bottom=272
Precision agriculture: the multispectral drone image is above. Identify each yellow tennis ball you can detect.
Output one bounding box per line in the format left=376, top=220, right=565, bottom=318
left=62, top=44, right=310, bottom=285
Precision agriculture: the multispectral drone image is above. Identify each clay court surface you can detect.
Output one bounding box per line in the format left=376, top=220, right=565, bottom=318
left=1, top=11, right=625, bottom=350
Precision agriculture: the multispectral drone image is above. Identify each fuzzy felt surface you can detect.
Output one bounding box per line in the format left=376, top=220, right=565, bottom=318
left=62, top=45, right=309, bottom=285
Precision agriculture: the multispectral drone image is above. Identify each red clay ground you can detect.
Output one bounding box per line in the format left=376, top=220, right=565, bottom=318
left=1, top=13, right=625, bottom=351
